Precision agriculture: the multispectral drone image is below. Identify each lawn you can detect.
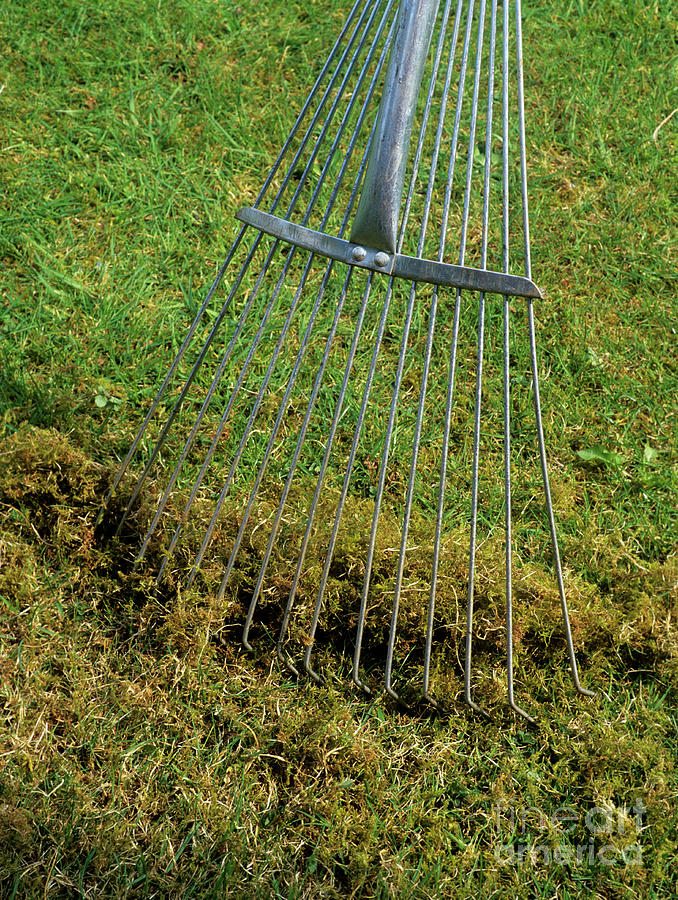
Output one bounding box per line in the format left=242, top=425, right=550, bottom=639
left=1, top=0, right=677, bottom=897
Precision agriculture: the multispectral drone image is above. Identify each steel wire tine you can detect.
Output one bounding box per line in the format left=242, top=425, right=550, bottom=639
left=117, top=234, right=280, bottom=538
left=351, top=5, right=473, bottom=697
left=423, top=0, right=477, bottom=706
left=281, top=0, right=440, bottom=675
left=104, top=0, right=366, bottom=510
left=296, top=277, right=395, bottom=684
left=220, top=19, right=397, bottom=606
left=502, top=0, right=534, bottom=724
left=300, top=0, right=452, bottom=691
left=298, top=292, right=388, bottom=686
left=240, top=264, right=359, bottom=650
left=133, top=1, right=393, bottom=565
left=134, top=239, right=293, bottom=565
left=157, top=250, right=319, bottom=584
left=159, top=30, right=392, bottom=583
left=515, top=0, right=594, bottom=700
left=242, top=268, right=368, bottom=656
left=198, top=6, right=397, bottom=598
left=461, top=0, right=491, bottom=720
left=112, top=0, right=383, bottom=534
left=277, top=274, right=394, bottom=677
left=383, top=0, right=461, bottom=705
left=272, top=102, right=400, bottom=676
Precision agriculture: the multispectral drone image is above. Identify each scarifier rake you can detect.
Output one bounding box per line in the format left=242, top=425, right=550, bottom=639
left=105, top=0, right=594, bottom=720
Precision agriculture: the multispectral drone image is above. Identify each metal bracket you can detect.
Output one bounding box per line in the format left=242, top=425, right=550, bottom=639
left=236, top=207, right=544, bottom=299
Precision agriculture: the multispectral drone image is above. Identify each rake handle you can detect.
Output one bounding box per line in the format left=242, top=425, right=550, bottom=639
left=349, top=0, right=440, bottom=255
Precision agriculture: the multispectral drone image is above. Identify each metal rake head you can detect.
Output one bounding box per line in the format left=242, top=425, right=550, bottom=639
left=104, top=0, right=594, bottom=721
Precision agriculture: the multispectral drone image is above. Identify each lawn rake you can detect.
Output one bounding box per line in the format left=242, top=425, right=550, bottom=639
left=104, top=0, right=594, bottom=720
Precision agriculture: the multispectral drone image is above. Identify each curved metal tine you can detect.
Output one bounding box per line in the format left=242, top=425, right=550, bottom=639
left=117, top=232, right=272, bottom=537
left=189, top=254, right=331, bottom=591
left=300, top=275, right=392, bottom=685
left=243, top=268, right=372, bottom=659
left=502, top=0, right=535, bottom=724
left=240, top=264, right=358, bottom=651
left=274, top=101, right=391, bottom=671
left=104, top=0, right=367, bottom=510
left=302, top=0, right=454, bottom=693
left=160, top=80, right=386, bottom=582
left=188, top=6, right=396, bottom=594
left=352, top=9, right=475, bottom=698
left=111, top=0, right=383, bottom=532
left=157, top=250, right=318, bottom=583
left=103, top=240, right=241, bottom=514
left=277, top=277, right=393, bottom=677
left=461, top=0, right=492, bottom=720
left=514, top=0, right=593, bottom=700
left=383, top=0, right=462, bottom=705
left=134, top=238, right=291, bottom=563
left=274, top=30, right=398, bottom=672
left=422, top=293, right=462, bottom=709
left=384, top=280, right=429, bottom=704
left=133, top=0, right=393, bottom=563
left=348, top=281, right=418, bottom=694
left=423, top=0, right=477, bottom=707
left=526, top=304, right=595, bottom=701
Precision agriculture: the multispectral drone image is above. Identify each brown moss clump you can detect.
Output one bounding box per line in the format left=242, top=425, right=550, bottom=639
left=2, top=425, right=677, bottom=701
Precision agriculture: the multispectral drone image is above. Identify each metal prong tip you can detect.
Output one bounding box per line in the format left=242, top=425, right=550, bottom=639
left=351, top=245, right=367, bottom=262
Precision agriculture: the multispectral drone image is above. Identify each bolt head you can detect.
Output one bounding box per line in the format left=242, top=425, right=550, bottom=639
left=374, top=251, right=390, bottom=268
left=351, top=245, right=367, bottom=262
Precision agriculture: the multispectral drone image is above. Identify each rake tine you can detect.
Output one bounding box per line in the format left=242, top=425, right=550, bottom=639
left=500, top=0, right=535, bottom=724
left=133, top=0, right=394, bottom=565
left=198, top=6, right=396, bottom=596
left=104, top=0, right=369, bottom=513
left=315, top=0, right=462, bottom=692
left=423, top=0, right=476, bottom=706
left=241, top=265, right=360, bottom=646
left=277, top=274, right=395, bottom=678
left=349, top=277, right=418, bottom=692
left=384, top=0, right=459, bottom=703
left=247, top=268, right=373, bottom=668
left=458, top=0, right=491, bottom=719
left=133, top=237, right=287, bottom=563
left=515, top=0, right=594, bottom=700
left=158, top=249, right=319, bottom=583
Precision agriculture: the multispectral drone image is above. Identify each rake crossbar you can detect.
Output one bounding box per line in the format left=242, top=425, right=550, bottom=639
left=236, top=207, right=544, bottom=298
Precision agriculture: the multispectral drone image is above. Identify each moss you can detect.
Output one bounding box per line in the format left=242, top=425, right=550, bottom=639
left=0, top=427, right=675, bottom=898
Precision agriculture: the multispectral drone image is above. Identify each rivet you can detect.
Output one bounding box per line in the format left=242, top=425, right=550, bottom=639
left=374, top=251, right=390, bottom=268
left=351, top=245, right=367, bottom=262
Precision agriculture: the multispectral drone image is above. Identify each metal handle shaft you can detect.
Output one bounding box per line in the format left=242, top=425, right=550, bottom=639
left=349, top=0, right=440, bottom=254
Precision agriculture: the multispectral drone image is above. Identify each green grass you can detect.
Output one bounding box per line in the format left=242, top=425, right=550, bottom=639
left=1, top=0, right=677, bottom=897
